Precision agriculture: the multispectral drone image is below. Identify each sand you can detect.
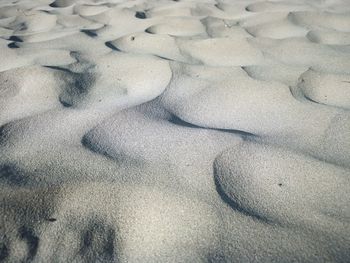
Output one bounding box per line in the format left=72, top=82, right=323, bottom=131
left=0, top=0, right=349, bottom=262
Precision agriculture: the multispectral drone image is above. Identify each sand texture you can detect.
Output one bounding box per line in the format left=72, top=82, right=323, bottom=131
left=0, top=0, right=350, bottom=262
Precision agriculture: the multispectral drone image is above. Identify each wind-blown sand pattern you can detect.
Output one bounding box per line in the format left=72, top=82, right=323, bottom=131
left=0, top=0, right=349, bottom=262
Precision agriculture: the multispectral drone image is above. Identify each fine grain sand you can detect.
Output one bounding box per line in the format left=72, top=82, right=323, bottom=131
left=0, top=0, right=349, bottom=262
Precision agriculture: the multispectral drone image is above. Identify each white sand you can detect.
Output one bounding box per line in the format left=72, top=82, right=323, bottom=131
left=0, top=0, right=349, bottom=262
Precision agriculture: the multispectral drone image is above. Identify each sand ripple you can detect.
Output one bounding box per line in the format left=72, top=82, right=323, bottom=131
left=0, top=0, right=350, bottom=262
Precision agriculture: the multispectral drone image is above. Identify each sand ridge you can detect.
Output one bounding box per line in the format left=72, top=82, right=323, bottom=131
left=0, top=0, right=350, bottom=262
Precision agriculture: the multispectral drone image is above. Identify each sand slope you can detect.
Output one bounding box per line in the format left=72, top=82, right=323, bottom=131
left=0, top=0, right=350, bottom=262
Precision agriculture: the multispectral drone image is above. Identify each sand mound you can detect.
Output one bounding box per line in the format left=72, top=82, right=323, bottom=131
left=298, top=69, right=350, bottom=109
left=214, top=142, right=350, bottom=227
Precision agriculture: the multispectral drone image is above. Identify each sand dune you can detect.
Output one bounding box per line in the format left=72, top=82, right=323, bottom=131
left=0, top=0, right=349, bottom=262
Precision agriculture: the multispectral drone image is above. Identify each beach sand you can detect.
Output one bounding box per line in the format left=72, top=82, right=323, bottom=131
left=0, top=0, right=349, bottom=262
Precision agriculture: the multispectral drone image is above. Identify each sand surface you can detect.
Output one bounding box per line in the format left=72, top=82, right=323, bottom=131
left=0, top=0, right=350, bottom=262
